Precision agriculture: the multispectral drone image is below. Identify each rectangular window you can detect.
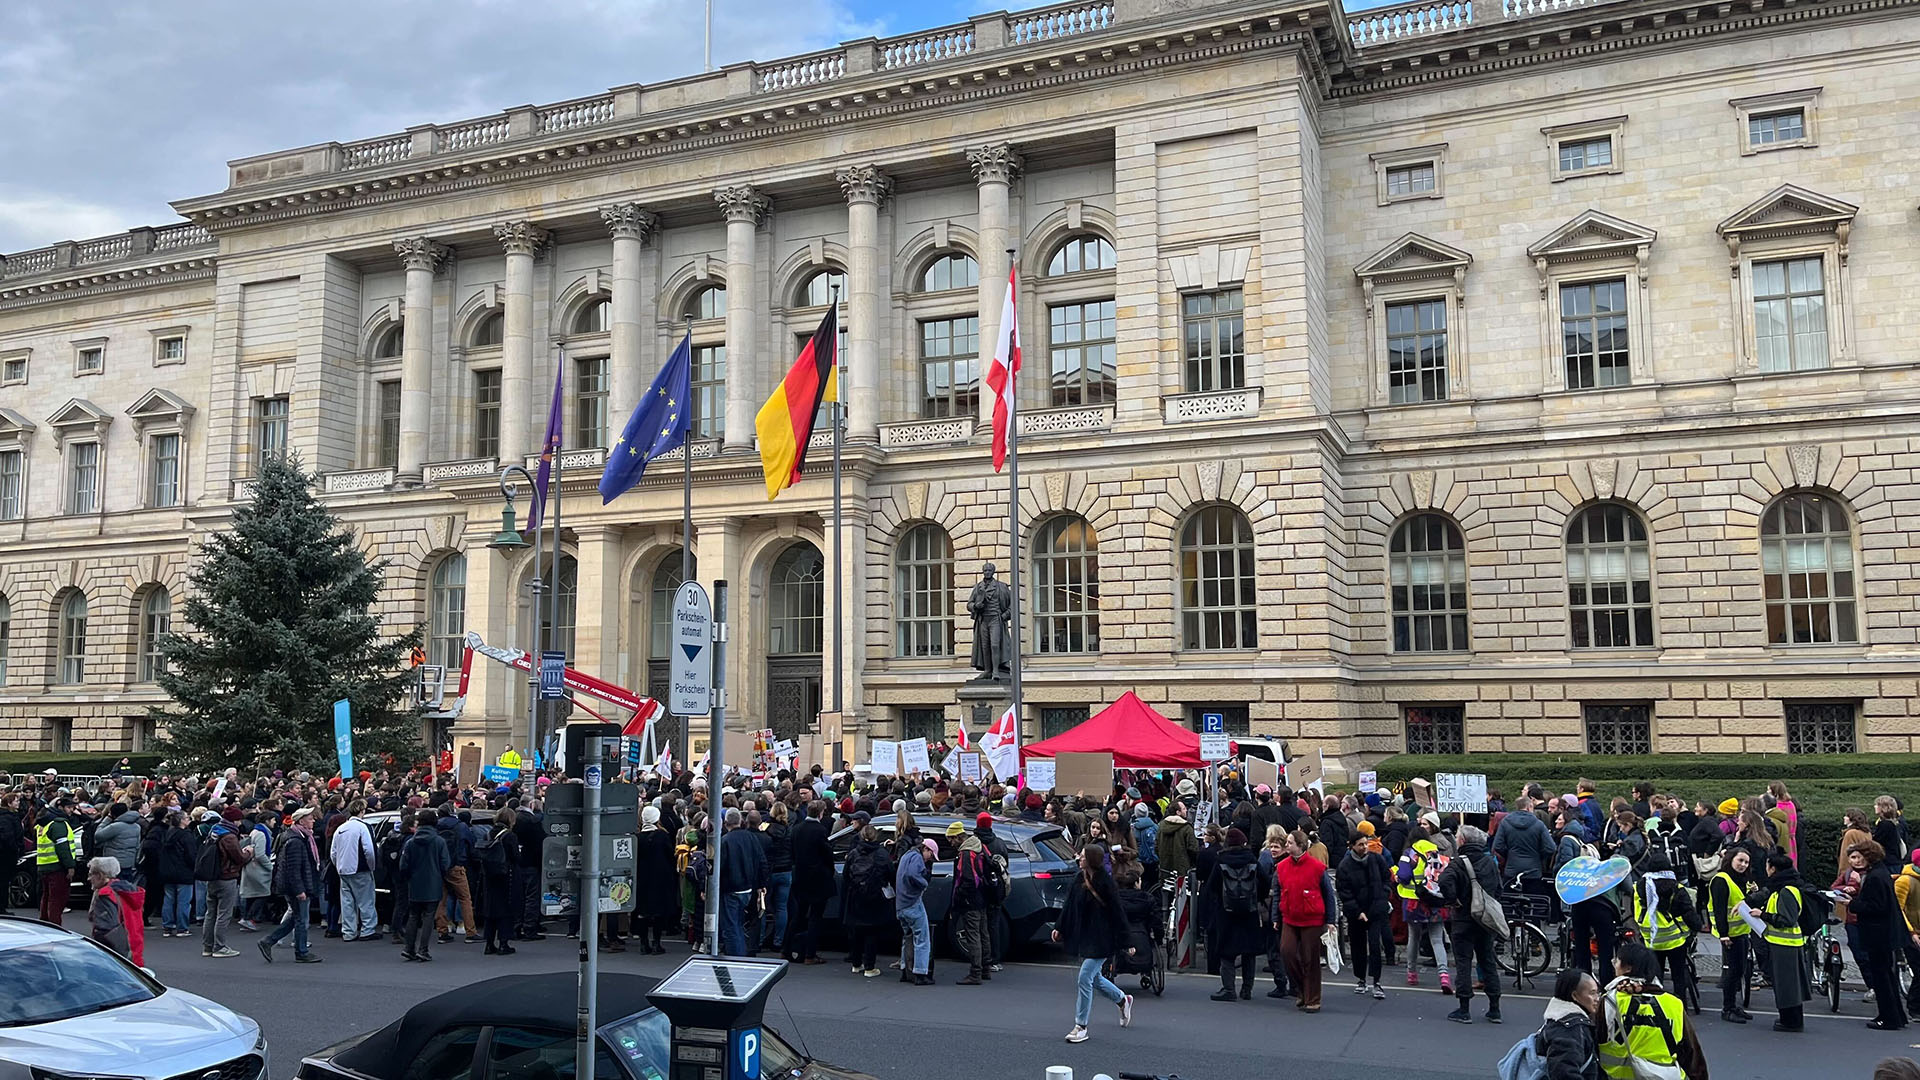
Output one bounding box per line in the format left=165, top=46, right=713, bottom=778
left=1752, top=256, right=1828, bottom=373
left=47, top=718, right=72, bottom=755
left=473, top=369, right=501, bottom=459
left=1784, top=701, right=1857, bottom=754
left=1187, top=704, right=1251, bottom=737
left=1557, top=136, right=1614, bottom=175
left=0, top=450, right=21, bottom=520
left=575, top=358, right=609, bottom=448
left=1385, top=163, right=1436, bottom=197
left=155, top=336, right=186, bottom=364
left=1386, top=299, right=1448, bottom=403
left=1583, top=703, right=1652, bottom=755
left=1182, top=289, right=1245, bottom=393
left=1047, top=300, right=1116, bottom=407
left=902, top=707, right=946, bottom=745
left=256, top=396, right=289, bottom=471
left=376, top=379, right=401, bottom=469
left=2, top=356, right=26, bottom=385
left=1562, top=279, right=1631, bottom=390
left=920, top=316, right=980, bottom=418
left=76, top=347, right=104, bottom=375
left=692, top=345, right=726, bottom=440
left=149, top=433, right=180, bottom=507
left=1404, top=705, right=1465, bottom=755
left=1041, top=706, right=1090, bottom=740
left=128, top=716, right=158, bottom=752
left=68, top=442, right=99, bottom=514
left=1749, top=109, right=1806, bottom=148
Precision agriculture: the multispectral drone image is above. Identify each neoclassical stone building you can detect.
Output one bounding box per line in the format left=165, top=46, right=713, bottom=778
left=3, top=0, right=1918, bottom=770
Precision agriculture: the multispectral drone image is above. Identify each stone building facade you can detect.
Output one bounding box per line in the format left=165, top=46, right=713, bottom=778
left=2, top=0, right=1918, bottom=770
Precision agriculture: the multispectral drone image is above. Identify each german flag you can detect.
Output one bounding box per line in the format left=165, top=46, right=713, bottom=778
left=755, top=305, right=837, bottom=499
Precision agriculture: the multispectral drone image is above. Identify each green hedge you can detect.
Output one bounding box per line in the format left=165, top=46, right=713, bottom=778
left=0, top=752, right=166, bottom=777
left=1368, top=754, right=1920, bottom=878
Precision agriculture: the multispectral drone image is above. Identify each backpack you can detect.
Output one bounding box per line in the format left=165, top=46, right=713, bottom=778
left=954, top=849, right=985, bottom=900
left=1221, top=861, right=1259, bottom=915
left=193, top=830, right=226, bottom=882
left=1690, top=850, right=1723, bottom=879
left=983, top=853, right=1009, bottom=905
left=1420, top=852, right=1452, bottom=902
left=848, top=847, right=889, bottom=899
left=474, top=827, right=508, bottom=874
left=1495, top=1031, right=1549, bottom=1080
left=1795, top=885, right=1831, bottom=937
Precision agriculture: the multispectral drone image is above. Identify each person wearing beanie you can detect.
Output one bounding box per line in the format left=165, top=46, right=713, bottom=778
left=1131, top=802, right=1160, bottom=889
left=1757, top=851, right=1812, bottom=1031
left=1205, top=826, right=1266, bottom=1001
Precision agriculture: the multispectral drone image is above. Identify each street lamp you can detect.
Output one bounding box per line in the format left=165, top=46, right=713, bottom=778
left=494, top=466, right=539, bottom=766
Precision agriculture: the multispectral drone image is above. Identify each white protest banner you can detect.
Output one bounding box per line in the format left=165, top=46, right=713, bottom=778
left=870, top=739, right=900, bottom=776
left=900, top=738, right=932, bottom=775
left=1435, top=772, right=1489, bottom=814
left=1025, top=758, right=1056, bottom=792
left=939, top=746, right=962, bottom=775
left=1358, top=770, right=1378, bottom=793
left=957, top=752, right=984, bottom=785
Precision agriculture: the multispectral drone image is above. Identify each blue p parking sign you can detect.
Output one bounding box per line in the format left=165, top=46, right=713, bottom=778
left=731, top=1027, right=760, bottom=1080
left=1202, top=712, right=1224, bottom=734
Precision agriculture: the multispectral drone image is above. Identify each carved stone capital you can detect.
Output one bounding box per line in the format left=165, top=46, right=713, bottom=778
left=966, top=144, right=1023, bottom=186
left=599, top=204, right=660, bottom=243
left=714, top=185, right=770, bottom=226
left=835, top=165, right=893, bottom=208
left=492, top=221, right=549, bottom=257
left=394, top=237, right=451, bottom=274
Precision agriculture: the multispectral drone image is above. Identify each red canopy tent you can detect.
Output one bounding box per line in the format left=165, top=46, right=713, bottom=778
left=1019, top=691, right=1204, bottom=769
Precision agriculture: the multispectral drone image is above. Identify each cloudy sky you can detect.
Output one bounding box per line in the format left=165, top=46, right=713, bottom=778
left=0, top=0, right=1054, bottom=253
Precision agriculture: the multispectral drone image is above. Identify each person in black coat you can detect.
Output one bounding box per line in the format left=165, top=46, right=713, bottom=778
left=840, top=828, right=894, bottom=976
left=1538, top=968, right=1603, bottom=1080
left=786, top=800, right=835, bottom=964
left=512, top=800, right=547, bottom=940
left=478, top=809, right=522, bottom=956
left=156, top=812, right=199, bottom=937
left=1050, top=843, right=1135, bottom=1042
left=1847, top=839, right=1909, bottom=1030
left=1335, top=833, right=1394, bottom=995
left=1317, top=796, right=1350, bottom=861
left=631, top=807, right=676, bottom=955
left=1203, top=827, right=1268, bottom=1001
left=396, top=818, right=449, bottom=961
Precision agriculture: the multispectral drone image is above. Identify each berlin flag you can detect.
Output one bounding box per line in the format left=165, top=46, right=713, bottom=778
left=980, top=705, right=1019, bottom=781
left=986, top=265, right=1021, bottom=472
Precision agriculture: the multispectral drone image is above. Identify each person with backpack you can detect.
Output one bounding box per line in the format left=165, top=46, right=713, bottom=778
left=1205, top=826, right=1266, bottom=1002
left=1499, top=967, right=1601, bottom=1080
left=1051, top=842, right=1136, bottom=1043
left=1396, top=836, right=1452, bottom=991
left=1599, top=942, right=1708, bottom=1079
left=1629, top=852, right=1705, bottom=1014
left=950, top=820, right=993, bottom=984
left=1440, top=824, right=1504, bottom=1025
left=258, top=806, right=322, bottom=964
left=474, top=808, right=520, bottom=955
left=237, top=810, right=275, bottom=931
left=432, top=803, right=477, bottom=945
left=1757, top=851, right=1815, bottom=1032
left=198, top=807, right=254, bottom=958
left=840, top=824, right=893, bottom=978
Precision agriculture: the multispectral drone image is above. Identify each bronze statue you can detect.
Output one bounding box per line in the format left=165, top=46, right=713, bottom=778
left=967, top=562, right=1014, bottom=681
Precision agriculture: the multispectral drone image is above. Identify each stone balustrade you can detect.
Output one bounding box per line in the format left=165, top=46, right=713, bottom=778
left=878, top=417, right=976, bottom=448
left=438, top=116, right=511, bottom=153
left=1006, top=1, right=1114, bottom=45
left=1349, top=0, right=1621, bottom=46
left=321, top=466, right=396, bottom=494
left=655, top=439, right=722, bottom=463
left=881, top=25, right=976, bottom=70
left=521, top=448, right=608, bottom=471
left=538, top=95, right=615, bottom=134
left=340, top=133, right=412, bottom=170
left=1016, top=404, right=1114, bottom=437
left=422, top=458, right=501, bottom=485
left=1, top=224, right=214, bottom=282
left=756, top=50, right=847, bottom=91
left=1163, top=387, right=1262, bottom=425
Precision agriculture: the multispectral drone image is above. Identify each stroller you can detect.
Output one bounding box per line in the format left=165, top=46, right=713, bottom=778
left=1110, top=881, right=1168, bottom=996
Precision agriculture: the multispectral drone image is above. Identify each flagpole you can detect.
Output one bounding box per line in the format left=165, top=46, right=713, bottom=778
left=1003, top=250, right=1023, bottom=770
left=681, top=320, right=696, bottom=760
left=549, top=342, right=566, bottom=767
left=830, top=287, right=843, bottom=717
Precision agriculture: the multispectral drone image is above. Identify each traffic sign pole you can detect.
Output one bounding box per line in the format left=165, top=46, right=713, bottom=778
left=704, top=579, right=728, bottom=956
left=577, top=733, right=604, bottom=1080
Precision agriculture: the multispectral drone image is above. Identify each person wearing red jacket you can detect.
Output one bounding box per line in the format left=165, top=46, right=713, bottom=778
left=1273, top=828, right=1335, bottom=1012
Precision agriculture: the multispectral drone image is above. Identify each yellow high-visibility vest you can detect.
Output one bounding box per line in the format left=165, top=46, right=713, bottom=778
left=1763, top=884, right=1806, bottom=949
left=1599, top=991, right=1685, bottom=1080
left=1710, top=871, right=1749, bottom=939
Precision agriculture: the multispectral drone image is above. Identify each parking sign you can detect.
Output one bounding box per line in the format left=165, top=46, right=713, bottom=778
left=1202, top=712, right=1224, bottom=734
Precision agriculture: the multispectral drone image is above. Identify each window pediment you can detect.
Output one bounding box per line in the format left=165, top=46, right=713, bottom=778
left=1528, top=210, right=1657, bottom=267
left=48, top=398, right=110, bottom=444
left=1717, top=184, right=1857, bottom=254
left=1353, top=233, right=1473, bottom=294
left=0, top=408, right=33, bottom=441
left=126, top=388, right=195, bottom=430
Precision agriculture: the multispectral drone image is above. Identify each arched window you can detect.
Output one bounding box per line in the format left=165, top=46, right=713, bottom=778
left=1390, top=514, right=1468, bottom=652
left=1762, top=491, right=1858, bottom=645
left=649, top=550, right=696, bottom=658
left=687, top=285, right=727, bottom=321
left=769, top=543, right=824, bottom=656
left=894, top=525, right=953, bottom=658
left=1047, top=235, right=1115, bottom=276
left=1179, top=506, right=1257, bottom=650
left=138, top=588, right=172, bottom=682
left=573, top=297, right=612, bottom=334
left=372, top=324, right=404, bottom=360
left=58, top=590, right=88, bottom=684
left=1566, top=504, right=1653, bottom=648
left=471, top=311, right=505, bottom=348
left=0, top=593, right=10, bottom=686
left=797, top=270, right=846, bottom=308
left=429, top=555, right=467, bottom=670
left=1034, top=515, right=1100, bottom=653
left=918, top=253, right=979, bottom=293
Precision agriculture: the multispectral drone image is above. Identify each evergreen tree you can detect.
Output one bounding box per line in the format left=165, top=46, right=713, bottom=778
left=154, top=453, right=424, bottom=774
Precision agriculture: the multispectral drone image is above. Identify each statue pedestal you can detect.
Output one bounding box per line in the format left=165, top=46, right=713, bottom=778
left=957, top=680, right=1013, bottom=730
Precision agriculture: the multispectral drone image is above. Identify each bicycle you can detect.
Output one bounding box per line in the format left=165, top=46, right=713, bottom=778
left=1496, top=887, right=1554, bottom=990
left=1809, top=890, right=1848, bottom=1013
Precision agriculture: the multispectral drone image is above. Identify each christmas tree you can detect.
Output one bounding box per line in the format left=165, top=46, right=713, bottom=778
left=153, top=453, right=424, bottom=774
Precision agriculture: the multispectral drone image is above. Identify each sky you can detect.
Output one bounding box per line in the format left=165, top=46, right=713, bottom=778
left=0, top=0, right=1037, bottom=253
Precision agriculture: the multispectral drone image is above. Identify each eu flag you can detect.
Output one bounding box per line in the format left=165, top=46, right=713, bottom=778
left=598, top=332, right=693, bottom=504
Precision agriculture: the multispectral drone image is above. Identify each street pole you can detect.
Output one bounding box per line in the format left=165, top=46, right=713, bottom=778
left=704, top=579, right=729, bottom=954
left=576, top=731, right=604, bottom=1078
left=1004, top=250, right=1024, bottom=775
left=496, top=464, right=543, bottom=769
left=549, top=343, right=567, bottom=770
left=681, top=320, right=696, bottom=761
left=831, top=287, right=843, bottom=717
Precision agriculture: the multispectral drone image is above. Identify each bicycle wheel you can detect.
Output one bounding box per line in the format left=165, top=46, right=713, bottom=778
left=1827, top=957, right=1844, bottom=1013
left=1499, top=923, right=1551, bottom=977
left=1152, top=937, right=1167, bottom=997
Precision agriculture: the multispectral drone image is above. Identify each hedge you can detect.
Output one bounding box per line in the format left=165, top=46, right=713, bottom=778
left=1368, top=754, right=1920, bottom=878
left=0, top=751, right=167, bottom=777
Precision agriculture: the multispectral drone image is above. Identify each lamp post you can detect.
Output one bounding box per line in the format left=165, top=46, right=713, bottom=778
left=491, top=466, right=538, bottom=764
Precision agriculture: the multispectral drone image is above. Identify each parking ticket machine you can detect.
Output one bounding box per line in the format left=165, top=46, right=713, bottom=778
left=645, top=956, right=789, bottom=1080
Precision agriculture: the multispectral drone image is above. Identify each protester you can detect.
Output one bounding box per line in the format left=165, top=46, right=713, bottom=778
left=1706, top=846, right=1756, bottom=1024
left=34, top=794, right=77, bottom=926
left=86, top=856, right=131, bottom=956
left=258, top=807, right=322, bottom=964
left=1335, top=832, right=1392, bottom=999
left=1758, top=851, right=1813, bottom=1032
left=1440, top=824, right=1502, bottom=1025
left=1051, top=842, right=1135, bottom=1044
left=157, top=810, right=198, bottom=938
left=1273, top=828, right=1333, bottom=1013
left=396, top=814, right=449, bottom=962
left=1599, top=942, right=1708, bottom=1079
left=329, top=799, right=377, bottom=942
left=477, top=807, right=521, bottom=956
left=718, top=808, right=767, bottom=956
left=1848, top=839, right=1910, bottom=1030
left=786, top=800, right=833, bottom=965
left=841, top=824, right=892, bottom=978
left=1535, top=968, right=1602, bottom=1080
left=1396, top=836, right=1450, bottom=990
left=199, top=807, right=252, bottom=958
left=1204, top=827, right=1266, bottom=1002
left=895, top=833, right=933, bottom=985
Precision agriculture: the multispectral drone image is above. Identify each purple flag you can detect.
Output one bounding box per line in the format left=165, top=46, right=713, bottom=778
left=528, top=355, right=565, bottom=532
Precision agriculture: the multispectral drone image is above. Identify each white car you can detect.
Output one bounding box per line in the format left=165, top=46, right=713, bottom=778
left=0, top=915, right=267, bottom=1080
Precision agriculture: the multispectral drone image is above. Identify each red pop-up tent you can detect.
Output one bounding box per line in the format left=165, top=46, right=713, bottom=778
left=1019, top=691, right=1203, bottom=769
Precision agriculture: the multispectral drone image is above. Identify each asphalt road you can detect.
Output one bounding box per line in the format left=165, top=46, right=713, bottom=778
left=120, top=922, right=1913, bottom=1080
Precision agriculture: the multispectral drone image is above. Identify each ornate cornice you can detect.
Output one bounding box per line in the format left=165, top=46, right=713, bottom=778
left=493, top=221, right=550, bottom=257
left=966, top=144, right=1024, bottom=185
left=599, top=203, right=661, bottom=242
left=835, top=165, right=894, bottom=208
left=395, top=237, right=451, bottom=274
left=0, top=258, right=216, bottom=312
left=714, top=185, right=770, bottom=226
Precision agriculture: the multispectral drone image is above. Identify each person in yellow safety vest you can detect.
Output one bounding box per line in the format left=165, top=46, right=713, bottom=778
left=1394, top=836, right=1450, bottom=990
left=1599, top=941, right=1708, bottom=1080
left=1706, top=847, right=1757, bottom=1024
left=1629, top=855, right=1704, bottom=1014
left=1756, top=851, right=1813, bottom=1032
left=1896, top=850, right=1920, bottom=1017
left=497, top=748, right=523, bottom=772
left=34, top=794, right=78, bottom=926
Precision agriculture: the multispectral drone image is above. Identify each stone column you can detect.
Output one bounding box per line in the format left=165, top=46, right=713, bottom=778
left=836, top=166, right=892, bottom=441
left=493, top=222, right=548, bottom=464
left=572, top=524, right=625, bottom=682
left=714, top=185, right=769, bottom=451
left=968, top=145, right=1021, bottom=427
left=394, top=237, right=451, bottom=480
left=600, top=205, right=660, bottom=425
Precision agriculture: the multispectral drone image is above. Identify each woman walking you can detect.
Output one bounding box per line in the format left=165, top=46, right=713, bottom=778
left=1051, top=843, right=1135, bottom=1043
left=479, top=808, right=521, bottom=955
left=1706, top=846, right=1757, bottom=1023
left=1274, top=828, right=1333, bottom=1012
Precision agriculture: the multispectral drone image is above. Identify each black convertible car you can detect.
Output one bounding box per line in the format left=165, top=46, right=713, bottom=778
left=296, top=972, right=872, bottom=1080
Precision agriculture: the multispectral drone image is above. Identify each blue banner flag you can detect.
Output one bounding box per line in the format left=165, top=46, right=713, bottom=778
left=528, top=354, right=566, bottom=532
left=599, top=332, right=693, bottom=504
left=333, top=699, right=354, bottom=779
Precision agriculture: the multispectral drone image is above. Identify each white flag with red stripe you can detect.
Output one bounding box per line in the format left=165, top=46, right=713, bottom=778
left=987, top=265, right=1021, bottom=472
left=954, top=719, right=971, bottom=750
left=980, top=704, right=1020, bottom=780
